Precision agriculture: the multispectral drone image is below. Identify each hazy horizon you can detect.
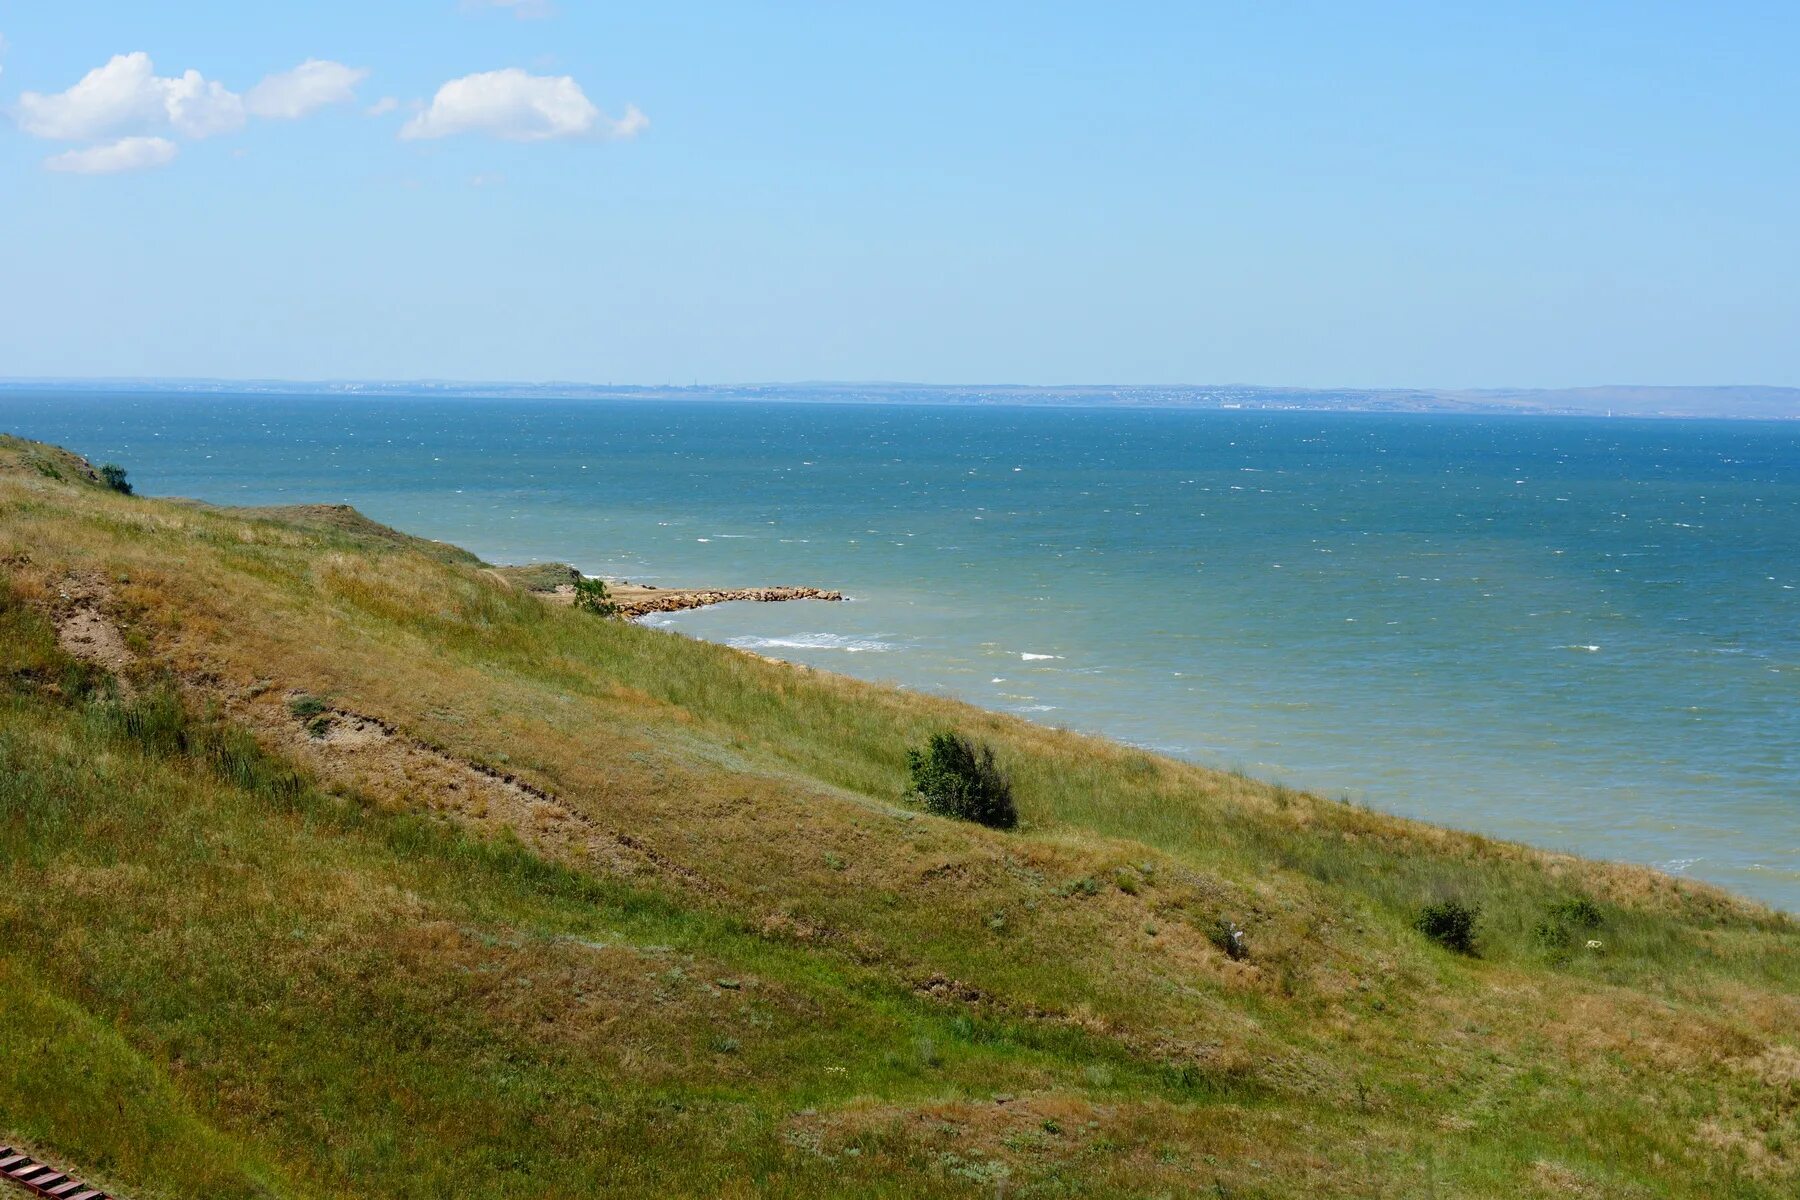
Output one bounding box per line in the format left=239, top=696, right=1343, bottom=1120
left=5, top=377, right=1798, bottom=420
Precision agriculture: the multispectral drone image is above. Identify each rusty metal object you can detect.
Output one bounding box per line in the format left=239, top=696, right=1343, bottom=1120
left=0, top=1147, right=118, bottom=1200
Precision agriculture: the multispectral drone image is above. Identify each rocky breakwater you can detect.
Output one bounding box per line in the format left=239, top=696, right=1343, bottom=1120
left=609, top=584, right=844, bottom=618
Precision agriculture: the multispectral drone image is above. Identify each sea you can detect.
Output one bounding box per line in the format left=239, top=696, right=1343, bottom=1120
left=5, top=390, right=1796, bottom=910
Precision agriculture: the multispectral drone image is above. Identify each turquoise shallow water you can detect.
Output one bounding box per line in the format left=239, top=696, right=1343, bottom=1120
left=6, top=391, right=1797, bottom=909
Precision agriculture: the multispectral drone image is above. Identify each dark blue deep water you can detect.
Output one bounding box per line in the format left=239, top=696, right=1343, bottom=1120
left=6, top=391, right=1797, bottom=908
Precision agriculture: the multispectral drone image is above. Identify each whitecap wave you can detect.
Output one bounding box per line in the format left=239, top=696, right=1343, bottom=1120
left=1020, top=652, right=1062, bottom=661
left=728, top=632, right=897, bottom=654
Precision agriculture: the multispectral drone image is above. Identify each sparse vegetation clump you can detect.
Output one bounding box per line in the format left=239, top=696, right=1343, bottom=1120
left=572, top=575, right=620, bottom=617
left=1549, top=896, right=1604, bottom=929
left=1414, top=899, right=1480, bottom=955
left=288, top=694, right=327, bottom=718
left=906, top=731, right=1017, bottom=828
left=1209, top=919, right=1249, bottom=961
left=1535, top=895, right=1605, bottom=953
left=98, top=463, right=132, bottom=495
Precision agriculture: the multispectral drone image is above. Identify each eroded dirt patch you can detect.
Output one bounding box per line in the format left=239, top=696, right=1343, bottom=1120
left=51, top=570, right=136, bottom=686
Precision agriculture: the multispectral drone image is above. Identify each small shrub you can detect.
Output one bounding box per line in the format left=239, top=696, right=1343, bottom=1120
left=906, top=732, right=1017, bottom=829
left=98, top=463, right=132, bottom=495
left=1208, top=919, right=1248, bottom=961
left=1535, top=896, right=1603, bottom=959
left=288, top=694, right=327, bottom=719
left=1548, top=897, right=1604, bottom=929
left=572, top=576, right=620, bottom=617
left=1414, top=900, right=1480, bottom=955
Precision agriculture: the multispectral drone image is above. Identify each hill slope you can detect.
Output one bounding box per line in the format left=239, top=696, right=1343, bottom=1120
left=1, top=434, right=1795, bottom=1198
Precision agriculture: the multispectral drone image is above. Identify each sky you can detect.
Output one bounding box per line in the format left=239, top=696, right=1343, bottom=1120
left=1, top=1, right=1796, bottom=389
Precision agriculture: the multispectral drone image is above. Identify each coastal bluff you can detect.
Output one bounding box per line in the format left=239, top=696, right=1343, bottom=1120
left=490, top=562, right=842, bottom=617
left=5, top=434, right=1798, bottom=1198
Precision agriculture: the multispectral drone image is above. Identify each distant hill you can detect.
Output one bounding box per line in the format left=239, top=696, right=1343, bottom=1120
left=5, top=377, right=1798, bottom=418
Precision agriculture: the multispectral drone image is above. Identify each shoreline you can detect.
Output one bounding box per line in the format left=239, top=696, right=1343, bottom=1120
left=488, top=562, right=843, bottom=619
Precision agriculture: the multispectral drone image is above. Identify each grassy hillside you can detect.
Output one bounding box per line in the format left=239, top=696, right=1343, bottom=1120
left=1, top=433, right=1795, bottom=1198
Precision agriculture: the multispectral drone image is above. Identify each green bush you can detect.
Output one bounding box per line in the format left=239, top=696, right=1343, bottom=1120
left=906, top=731, right=1017, bottom=829
left=98, top=463, right=132, bottom=495
left=572, top=576, right=620, bottom=617
left=1414, top=900, right=1480, bottom=955
left=1548, top=897, right=1604, bottom=929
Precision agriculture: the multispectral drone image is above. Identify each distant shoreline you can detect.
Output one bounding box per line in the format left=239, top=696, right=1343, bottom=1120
left=4, top=379, right=1798, bottom=420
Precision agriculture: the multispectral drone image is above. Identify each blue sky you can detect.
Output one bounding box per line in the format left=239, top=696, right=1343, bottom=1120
left=2, top=1, right=1796, bottom=388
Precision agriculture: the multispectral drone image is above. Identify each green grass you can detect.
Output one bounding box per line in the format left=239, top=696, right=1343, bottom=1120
left=2, top=434, right=1798, bottom=1197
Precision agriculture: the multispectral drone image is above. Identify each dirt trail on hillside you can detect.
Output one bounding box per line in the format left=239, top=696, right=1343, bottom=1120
left=40, top=574, right=717, bottom=895
left=257, top=695, right=723, bottom=895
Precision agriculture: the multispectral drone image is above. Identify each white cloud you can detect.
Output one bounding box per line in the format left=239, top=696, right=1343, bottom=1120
left=161, top=67, right=245, bottom=137
left=244, top=59, right=368, bottom=119
left=366, top=96, right=401, bottom=116
left=400, top=68, right=644, bottom=142
left=612, top=104, right=650, bottom=139
left=43, top=135, right=178, bottom=174
left=16, top=52, right=245, bottom=141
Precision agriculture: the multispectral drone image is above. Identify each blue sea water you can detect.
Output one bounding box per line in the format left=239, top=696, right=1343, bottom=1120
left=5, top=391, right=1797, bottom=909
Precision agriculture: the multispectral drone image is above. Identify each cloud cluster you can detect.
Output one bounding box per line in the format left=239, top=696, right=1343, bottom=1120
left=17, top=52, right=245, bottom=141
left=15, top=51, right=366, bottom=173
left=12, top=47, right=645, bottom=174
left=400, top=68, right=646, bottom=142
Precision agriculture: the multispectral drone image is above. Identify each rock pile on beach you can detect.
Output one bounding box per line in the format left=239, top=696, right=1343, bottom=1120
left=612, top=585, right=844, bottom=618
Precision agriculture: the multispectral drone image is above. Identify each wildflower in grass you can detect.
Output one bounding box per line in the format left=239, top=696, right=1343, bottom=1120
left=1586, top=939, right=1603, bottom=951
